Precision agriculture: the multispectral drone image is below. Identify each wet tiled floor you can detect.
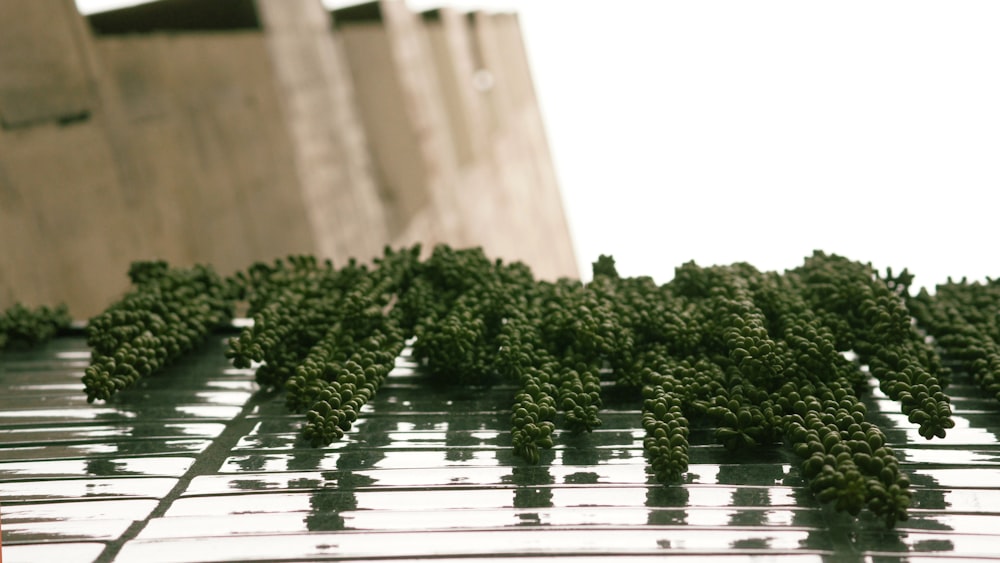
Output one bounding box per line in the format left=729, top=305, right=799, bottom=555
left=3, top=334, right=1000, bottom=561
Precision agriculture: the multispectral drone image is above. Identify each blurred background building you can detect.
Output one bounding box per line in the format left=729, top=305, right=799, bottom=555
left=0, top=0, right=578, bottom=316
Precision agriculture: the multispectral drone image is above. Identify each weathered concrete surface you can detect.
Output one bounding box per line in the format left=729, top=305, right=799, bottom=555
left=0, top=0, right=95, bottom=128
left=257, top=0, right=390, bottom=264
left=0, top=0, right=579, bottom=318
left=95, top=32, right=317, bottom=273
left=337, top=2, right=578, bottom=280
left=420, top=9, right=579, bottom=280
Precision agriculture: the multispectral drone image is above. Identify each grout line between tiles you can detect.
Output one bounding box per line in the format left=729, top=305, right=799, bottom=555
left=94, top=386, right=279, bottom=563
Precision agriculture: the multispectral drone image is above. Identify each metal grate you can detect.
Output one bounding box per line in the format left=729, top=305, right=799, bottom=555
left=2, top=334, right=1000, bottom=561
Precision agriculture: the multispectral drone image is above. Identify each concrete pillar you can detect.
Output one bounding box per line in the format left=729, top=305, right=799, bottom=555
left=0, top=0, right=580, bottom=316
left=0, top=0, right=148, bottom=315
left=421, top=8, right=490, bottom=167
left=463, top=11, right=579, bottom=280
left=256, top=0, right=391, bottom=264
left=0, top=0, right=96, bottom=128
left=332, top=0, right=464, bottom=244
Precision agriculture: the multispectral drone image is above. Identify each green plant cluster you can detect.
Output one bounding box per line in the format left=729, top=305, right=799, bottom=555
left=908, top=276, right=1000, bottom=402
left=76, top=246, right=1000, bottom=528
left=0, top=302, right=71, bottom=351
left=227, top=250, right=416, bottom=446
left=82, top=261, right=235, bottom=402
left=605, top=254, right=931, bottom=526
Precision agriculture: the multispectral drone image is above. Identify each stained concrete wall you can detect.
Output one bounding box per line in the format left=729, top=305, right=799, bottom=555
left=413, top=8, right=578, bottom=280
left=0, top=0, right=96, bottom=128
left=336, top=2, right=578, bottom=281
left=0, top=0, right=578, bottom=317
left=95, top=32, right=317, bottom=271
left=0, top=0, right=146, bottom=313
left=256, top=0, right=390, bottom=263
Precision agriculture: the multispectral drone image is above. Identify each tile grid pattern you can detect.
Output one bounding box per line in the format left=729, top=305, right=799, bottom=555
left=2, top=335, right=1000, bottom=561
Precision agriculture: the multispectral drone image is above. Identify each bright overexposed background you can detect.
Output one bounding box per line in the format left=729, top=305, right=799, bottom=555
left=77, top=0, right=1000, bottom=292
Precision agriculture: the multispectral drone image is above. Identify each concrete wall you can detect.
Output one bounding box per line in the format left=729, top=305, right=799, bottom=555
left=95, top=32, right=318, bottom=271
left=0, top=0, right=146, bottom=313
left=0, top=0, right=578, bottom=317
left=257, top=0, right=390, bottom=262
left=414, top=8, right=578, bottom=280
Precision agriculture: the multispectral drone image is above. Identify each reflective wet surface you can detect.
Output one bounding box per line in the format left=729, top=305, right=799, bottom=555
left=3, top=336, right=1000, bottom=561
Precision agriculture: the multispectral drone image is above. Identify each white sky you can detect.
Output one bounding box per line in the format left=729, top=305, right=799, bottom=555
left=77, top=0, right=1000, bottom=292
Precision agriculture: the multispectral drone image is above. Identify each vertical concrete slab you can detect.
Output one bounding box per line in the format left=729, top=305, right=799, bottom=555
left=334, top=5, right=430, bottom=239
left=0, top=0, right=95, bottom=128
left=465, top=11, right=509, bottom=140
left=421, top=8, right=489, bottom=167
left=493, top=13, right=537, bottom=110
left=333, top=1, right=465, bottom=244
left=454, top=11, right=578, bottom=281
left=0, top=0, right=149, bottom=315
left=96, top=32, right=318, bottom=274
left=0, top=0, right=580, bottom=315
left=0, top=120, right=147, bottom=315
left=256, top=0, right=391, bottom=264
left=492, top=12, right=579, bottom=279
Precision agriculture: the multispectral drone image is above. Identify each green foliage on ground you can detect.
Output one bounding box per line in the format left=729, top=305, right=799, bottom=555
left=0, top=302, right=71, bottom=351
left=74, top=245, right=1000, bottom=528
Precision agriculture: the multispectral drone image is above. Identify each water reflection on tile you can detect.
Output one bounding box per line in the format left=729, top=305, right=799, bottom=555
left=904, top=513, right=1000, bottom=533
left=163, top=492, right=317, bottom=516
left=0, top=392, right=95, bottom=411
left=0, top=422, right=226, bottom=444
left=908, top=468, right=1000, bottom=488
left=898, top=447, right=1000, bottom=465
left=0, top=407, right=136, bottom=422
left=3, top=517, right=135, bottom=542
left=171, top=486, right=715, bottom=517
left=1, top=541, right=106, bottom=563
left=3, top=382, right=85, bottom=393
left=0, top=477, right=177, bottom=502
left=219, top=449, right=506, bottom=473
left=2, top=498, right=158, bottom=521
left=877, top=413, right=1000, bottom=445
left=7, top=335, right=1000, bottom=561
left=0, top=456, right=194, bottom=478
left=941, top=489, right=1000, bottom=511
left=547, top=486, right=648, bottom=508
left=171, top=405, right=245, bottom=419
left=139, top=512, right=323, bottom=537
left=54, top=350, right=92, bottom=361
left=117, top=529, right=826, bottom=563
left=0, top=438, right=211, bottom=461
left=187, top=467, right=502, bottom=494
left=688, top=463, right=794, bottom=486
left=137, top=505, right=826, bottom=537
left=343, top=558, right=822, bottom=563
left=856, top=530, right=999, bottom=557
left=187, top=391, right=252, bottom=405
left=375, top=450, right=496, bottom=468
